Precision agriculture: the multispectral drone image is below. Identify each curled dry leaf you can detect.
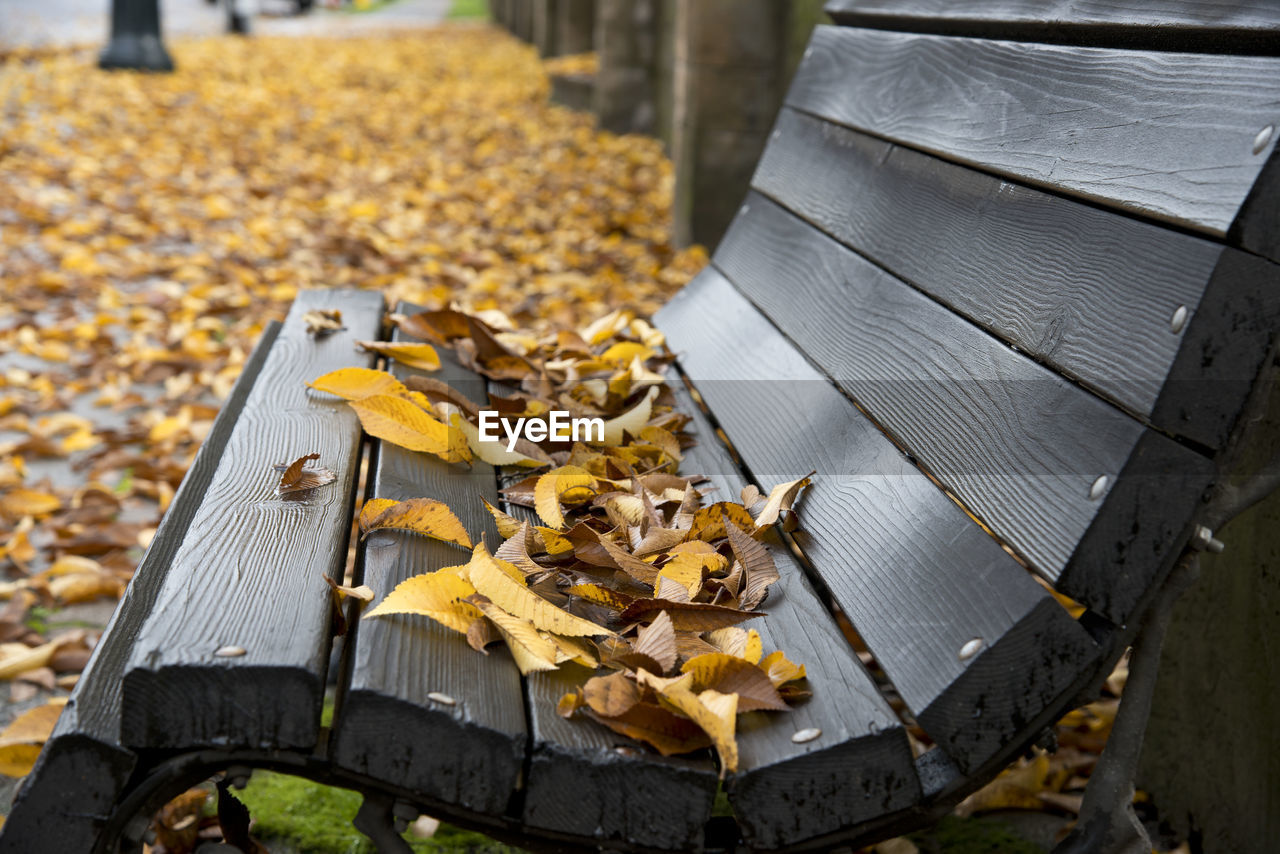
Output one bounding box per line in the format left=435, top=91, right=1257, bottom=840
left=356, top=341, right=441, bottom=372
left=275, top=453, right=337, bottom=496
left=303, top=308, right=344, bottom=337
left=752, top=472, right=815, bottom=530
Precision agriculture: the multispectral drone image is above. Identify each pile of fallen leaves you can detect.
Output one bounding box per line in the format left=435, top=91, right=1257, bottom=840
left=310, top=305, right=812, bottom=775
left=0, top=25, right=703, bottom=778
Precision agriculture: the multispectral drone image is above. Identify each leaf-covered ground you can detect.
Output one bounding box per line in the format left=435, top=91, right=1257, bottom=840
left=0, top=18, right=699, bottom=798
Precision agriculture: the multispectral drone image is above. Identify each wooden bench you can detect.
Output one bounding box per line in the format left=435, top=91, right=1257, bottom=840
left=5, top=3, right=1280, bottom=852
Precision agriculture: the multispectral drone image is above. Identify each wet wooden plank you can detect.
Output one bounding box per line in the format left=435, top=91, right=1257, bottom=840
left=119, top=289, right=383, bottom=750
left=714, top=198, right=1213, bottom=623
left=786, top=26, right=1280, bottom=237
left=0, top=323, right=282, bottom=853
left=654, top=269, right=1100, bottom=773
left=669, top=380, right=921, bottom=851
left=823, top=0, right=1280, bottom=54
left=330, top=328, right=527, bottom=816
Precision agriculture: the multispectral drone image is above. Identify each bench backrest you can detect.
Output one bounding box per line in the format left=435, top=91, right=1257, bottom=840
left=655, top=0, right=1280, bottom=778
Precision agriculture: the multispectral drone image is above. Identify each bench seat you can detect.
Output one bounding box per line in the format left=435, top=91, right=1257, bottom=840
left=4, top=3, right=1279, bottom=852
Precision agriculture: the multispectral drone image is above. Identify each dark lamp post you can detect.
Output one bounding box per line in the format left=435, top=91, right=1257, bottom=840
left=100, top=0, right=175, bottom=71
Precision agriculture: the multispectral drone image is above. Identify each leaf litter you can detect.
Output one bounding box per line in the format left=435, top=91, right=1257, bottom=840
left=350, top=307, right=814, bottom=776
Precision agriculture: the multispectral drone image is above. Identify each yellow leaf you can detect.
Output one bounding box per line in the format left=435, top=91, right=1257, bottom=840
left=0, top=699, right=66, bottom=778
left=308, top=368, right=408, bottom=401
left=656, top=553, right=705, bottom=598
left=637, top=670, right=739, bottom=776
left=349, top=395, right=470, bottom=462
left=358, top=498, right=473, bottom=549
left=451, top=411, right=546, bottom=467
left=474, top=600, right=559, bottom=675
left=600, top=386, right=658, bottom=445
left=753, top=472, right=815, bottom=529
left=358, top=498, right=399, bottom=530
left=0, top=489, right=61, bottom=521
left=364, top=570, right=481, bottom=635
left=533, top=466, right=597, bottom=529
left=759, top=650, right=807, bottom=687
left=482, top=498, right=523, bottom=539
left=600, top=341, right=653, bottom=365
left=705, top=628, right=763, bottom=664
left=467, top=545, right=612, bottom=638
left=356, top=341, right=442, bottom=372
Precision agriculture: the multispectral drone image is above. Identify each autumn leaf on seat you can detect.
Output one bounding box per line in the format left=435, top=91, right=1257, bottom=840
left=358, top=497, right=473, bottom=549
left=752, top=471, right=815, bottom=530
left=466, top=543, right=613, bottom=638
left=303, top=308, right=344, bottom=337
left=533, top=466, right=597, bottom=529
left=356, top=340, right=442, bottom=372
left=348, top=394, right=471, bottom=463
left=308, top=367, right=410, bottom=401
left=365, top=570, right=482, bottom=635
left=275, top=453, right=337, bottom=496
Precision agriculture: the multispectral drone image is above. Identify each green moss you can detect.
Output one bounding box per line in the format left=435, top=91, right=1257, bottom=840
left=448, top=0, right=489, bottom=20
left=909, top=815, right=1046, bottom=854
left=233, top=771, right=522, bottom=853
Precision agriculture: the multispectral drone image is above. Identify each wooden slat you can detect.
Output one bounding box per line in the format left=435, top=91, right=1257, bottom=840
left=714, top=197, right=1214, bottom=624
left=119, top=290, right=382, bottom=750
left=654, top=269, right=1101, bottom=774
left=330, top=343, right=526, bottom=816
left=518, top=655, right=720, bottom=852
left=499, top=471, right=719, bottom=850
left=0, top=323, right=281, bottom=853
left=670, top=380, right=921, bottom=851
left=753, top=109, right=1230, bottom=446
left=786, top=26, right=1280, bottom=238
left=755, top=111, right=1280, bottom=450
left=823, top=0, right=1280, bottom=54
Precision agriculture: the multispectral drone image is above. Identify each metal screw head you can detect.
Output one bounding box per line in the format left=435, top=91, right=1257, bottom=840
left=1170, top=305, right=1188, bottom=334
left=791, top=727, right=822, bottom=744
left=214, top=645, right=246, bottom=658
left=1190, top=524, right=1226, bottom=554
left=1254, top=124, right=1274, bottom=155
left=1090, top=475, right=1109, bottom=500
left=427, top=691, right=456, bottom=706
left=958, top=638, right=984, bottom=661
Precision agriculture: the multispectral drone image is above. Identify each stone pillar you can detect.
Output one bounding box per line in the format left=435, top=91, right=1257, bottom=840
left=669, top=0, right=787, bottom=248
left=594, top=0, right=656, bottom=135
left=557, top=0, right=596, bottom=56
left=512, top=0, right=535, bottom=42
left=1139, top=385, right=1280, bottom=853
left=533, top=0, right=559, bottom=57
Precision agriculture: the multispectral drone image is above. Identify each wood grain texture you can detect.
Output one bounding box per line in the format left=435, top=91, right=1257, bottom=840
left=751, top=110, right=1224, bottom=440
left=331, top=336, right=527, bottom=816
left=120, top=290, right=383, bottom=751
left=714, top=198, right=1213, bottom=623
left=654, top=269, right=1100, bottom=773
left=503, top=499, right=720, bottom=851
left=823, top=0, right=1280, bottom=53
left=670, top=380, right=920, bottom=851
left=0, top=324, right=282, bottom=854
left=786, top=26, right=1280, bottom=237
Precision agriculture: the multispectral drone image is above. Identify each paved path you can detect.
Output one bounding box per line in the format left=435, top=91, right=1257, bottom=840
left=0, top=0, right=454, bottom=49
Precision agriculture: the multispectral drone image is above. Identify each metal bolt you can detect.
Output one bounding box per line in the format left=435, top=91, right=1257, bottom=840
left=791, top=727, right=822, bottom=744
left=958, top=638, right=984, bottom=661
left=427, top=691, right=456, bottom=706
left=1090, top=475, right=1109, bottom=500
left=1254, top=124, right=1274, bottom=155
left=1190, top=524, right=1225, bottom=554
left=1170, top=305, right=1188, bottom=334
